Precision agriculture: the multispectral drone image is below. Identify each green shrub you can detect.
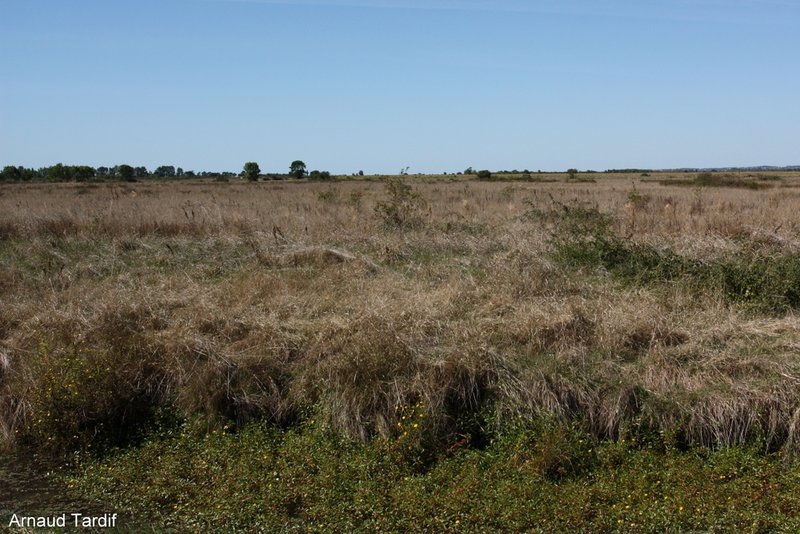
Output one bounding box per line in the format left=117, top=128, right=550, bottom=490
left=374, top=176, right=424, bottom=229
left=317, top=189, right=338, bottom=203
left=549, top=205, right=622, bottom=269
left=626, top=188, right=651, bottom=208
left=502, top=419, right=598, bottom=481
left=309, top=170, right=332, bottom=181
left=658, top=173, right=777, bottom=190
left=695, top=172, right=716, bottom=186
left=21, top=341, right=167, bottom=452
left=716, top=253, right=800, bottom=313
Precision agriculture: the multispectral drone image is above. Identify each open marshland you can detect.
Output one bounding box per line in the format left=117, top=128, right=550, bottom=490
left=2, top=172, right=800, bottom=531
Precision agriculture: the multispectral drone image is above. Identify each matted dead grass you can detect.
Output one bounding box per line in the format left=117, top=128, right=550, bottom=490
left=2, top=173, right=800, bottom=454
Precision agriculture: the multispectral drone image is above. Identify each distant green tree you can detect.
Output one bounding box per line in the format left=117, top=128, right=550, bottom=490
left=71, top=165, right=96, bottom=182
left=115, top=164, right=135, bottom=182
left=154, top=165, right=176, bottom=178
left=567, top=168, right=578, bottom=180
left=20, top=167, right=38, bottom=181
left=243, top=162, right=261, bottom=181
left=309, top=170, right=332, bottom=181
left=40, top=164, right=96, bottom=182
left=289, top=160, right=307, bottom=179
left=45, top=163, right=70, bottom=182
left=477, top=170, right=492, bottom=180
left=134, top=166, right=149, bottom=179
left=0, top=165, right=22, bottom=182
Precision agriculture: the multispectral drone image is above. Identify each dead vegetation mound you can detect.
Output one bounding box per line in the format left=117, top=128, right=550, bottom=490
left=273, top=246, right=379, bottom=273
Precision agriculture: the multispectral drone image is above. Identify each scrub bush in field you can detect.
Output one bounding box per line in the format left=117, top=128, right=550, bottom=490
left=374, top=176, right=424, bottom=228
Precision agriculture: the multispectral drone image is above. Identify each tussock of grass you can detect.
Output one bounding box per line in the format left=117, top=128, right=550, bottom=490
left=175, top=324, right=303, bottom=429
left=298, top=314, right=510, bottom=446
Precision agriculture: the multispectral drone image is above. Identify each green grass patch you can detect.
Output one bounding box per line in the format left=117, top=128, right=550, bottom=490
left=655, top=172, right=779, bottom=189
left=70, top=419, right=800, bottom=532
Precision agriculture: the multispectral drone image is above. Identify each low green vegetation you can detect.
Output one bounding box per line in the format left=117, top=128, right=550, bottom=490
left=72, top=418, right=800, bottom=532
left=655, top=172, right=781, bottom=189
left=548, top=204, right=800, bottom=314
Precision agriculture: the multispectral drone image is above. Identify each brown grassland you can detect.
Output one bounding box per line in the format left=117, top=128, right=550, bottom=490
left=2, top=172, right=800, bottom=530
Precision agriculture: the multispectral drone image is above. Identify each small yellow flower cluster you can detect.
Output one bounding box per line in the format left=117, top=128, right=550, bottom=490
left=393, top=400, right=427, bottom=453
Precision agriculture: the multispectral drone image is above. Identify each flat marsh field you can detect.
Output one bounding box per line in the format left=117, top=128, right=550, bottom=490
left=3, top=172, right=800, bottom=531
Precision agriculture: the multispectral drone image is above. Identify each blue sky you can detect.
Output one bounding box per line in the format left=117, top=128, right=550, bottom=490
left=1, top=0, right=798, bottom=174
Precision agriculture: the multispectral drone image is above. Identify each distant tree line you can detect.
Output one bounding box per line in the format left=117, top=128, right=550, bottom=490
left=1, top=162, right=673, bottom=184
left=604, top=168, right=653, bottom=174
left=0, top=163, right=208, bottom=183
left=0, top=160, right=336, bottom=183
left=240, top=160, right=333, bottom=182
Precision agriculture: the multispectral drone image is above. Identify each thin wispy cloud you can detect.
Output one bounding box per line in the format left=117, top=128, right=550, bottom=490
left=204, top=0, right=567, bottom=13
left=204, top=0, right=798, bottom=8
left=202, top=0, right=798, bottom=24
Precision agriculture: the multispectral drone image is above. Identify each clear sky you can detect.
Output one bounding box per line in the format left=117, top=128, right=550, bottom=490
left=1, top=0, right=798, bottom=174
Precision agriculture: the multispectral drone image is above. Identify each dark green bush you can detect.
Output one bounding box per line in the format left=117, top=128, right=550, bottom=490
left=309, top=170, right=332, bottom=180
left=21, top=342, right=167, bottom=453
left=716, top=253, right=800, bottom=312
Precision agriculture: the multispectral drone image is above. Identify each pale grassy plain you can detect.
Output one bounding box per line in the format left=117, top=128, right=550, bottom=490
left=3, top=172, right=800, bottom=452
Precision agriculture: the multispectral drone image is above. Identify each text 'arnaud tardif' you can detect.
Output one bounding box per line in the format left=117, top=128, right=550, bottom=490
left=8, top=513, right=118, bottom=529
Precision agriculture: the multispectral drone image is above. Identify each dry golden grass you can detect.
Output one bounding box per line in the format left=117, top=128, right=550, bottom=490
left=2, top=173, right=800, bottom=454
left=2, top=172, right=799, bottom=243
